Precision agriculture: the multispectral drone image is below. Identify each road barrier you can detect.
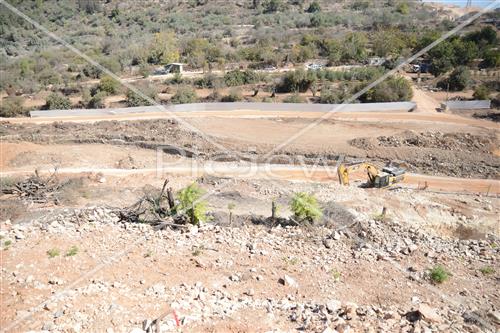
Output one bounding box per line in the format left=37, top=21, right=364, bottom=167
left=444, top=100, right=491, bottom=110
left=30, top=102, right=417, bottom=118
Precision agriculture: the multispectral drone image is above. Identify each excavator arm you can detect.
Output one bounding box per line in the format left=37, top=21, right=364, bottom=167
left=338, top=163, right=380, bottom=186
left=338, top=162, right=405, bottom=188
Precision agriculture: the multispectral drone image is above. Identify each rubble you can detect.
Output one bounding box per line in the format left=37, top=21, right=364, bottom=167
left=2, top=200, right=498, bottom=332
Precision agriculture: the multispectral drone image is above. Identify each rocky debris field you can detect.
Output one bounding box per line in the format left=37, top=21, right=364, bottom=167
left=0, top=119, right=206, bottom=154
left=373, top=132, right=495, bottom=154
left=1, top=203, right=498, bottom=333
left=349, top=131, right=500, bottom=179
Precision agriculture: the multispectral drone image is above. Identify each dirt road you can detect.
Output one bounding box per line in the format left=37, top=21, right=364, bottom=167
left=4, top=109, right=497, bottom=131
left=411, top=85, right=441, bottom=113
left=1, top=163, right=498, bottom=195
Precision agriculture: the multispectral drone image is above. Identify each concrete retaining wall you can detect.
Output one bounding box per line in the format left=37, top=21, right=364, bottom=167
left=444, top=100, right=491, bottom=110
left=30, top=101, right=417, bottom=118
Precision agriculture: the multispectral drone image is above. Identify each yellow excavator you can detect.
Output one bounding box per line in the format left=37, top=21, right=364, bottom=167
left=337, top=162, right=406, bottom=188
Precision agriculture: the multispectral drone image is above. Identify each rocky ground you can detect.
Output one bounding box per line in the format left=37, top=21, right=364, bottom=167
left=349, top=131, right=499, bottom=179
left=1, top=176, right=499, bottom=332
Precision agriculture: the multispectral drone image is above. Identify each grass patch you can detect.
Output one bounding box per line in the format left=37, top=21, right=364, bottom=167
left=479, top=266, right=495, bottom=275
left=192, top=245, right=205, bottom=256
left=65, top=245, right=79, bottom=257
left=282, top=256, right=299, bottom=265
left=47, top=248, right=60, bottom=258
left=331, top=270, right=341, bottom=281
left=429, top=265, right=450, bottom=284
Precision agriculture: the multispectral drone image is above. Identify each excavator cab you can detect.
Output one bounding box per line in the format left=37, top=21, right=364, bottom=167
left=372, top=172, right=391, bottom=188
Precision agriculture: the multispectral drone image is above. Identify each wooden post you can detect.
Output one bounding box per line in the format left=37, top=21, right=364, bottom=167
left=271, top=200, right=277, bottom=221
left=381, top=207, right=387, bottom=218
left=166, top=188, right=175, bottom=210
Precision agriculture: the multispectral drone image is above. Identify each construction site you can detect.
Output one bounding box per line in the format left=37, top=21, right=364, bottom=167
left=1, top=83, right=499, bottom=332
left=1, top=0, right=499, bottom=332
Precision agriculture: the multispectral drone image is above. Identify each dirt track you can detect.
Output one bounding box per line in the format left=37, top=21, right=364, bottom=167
left=4, top=110, right=498, bottom=130
left=1, top=164, right=498, bottom=196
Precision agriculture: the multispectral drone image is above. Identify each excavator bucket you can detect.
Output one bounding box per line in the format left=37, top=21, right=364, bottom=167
left=337, top=164, right=349, bottom=185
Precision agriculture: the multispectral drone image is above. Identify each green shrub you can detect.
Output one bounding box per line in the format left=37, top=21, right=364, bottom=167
left=45, top=93, right=71, bottom=110
left=195, top=73, right=220, bottom=89
left=98, top=75, right=119, bottom=95
left=278, top=69, right=316, bottom=93
left=289, top=44, right=315, bottom=63
left=170, top=73, right=184, bottom=85
left=171, top=86, right=198, bottom=104
left=340, top=33, right=368, bottom=62
left=479, top=266, right=495, bottom=275
left=480, top=49, right=500, bottom=69
left=290, top=192, right=322, bottom=223
left=175, top=183, right=208, bottom=225
left=283, top=93, right=306, bottom=103
left=429, top=265, right=450, bottom=284
left=307, top=1, right=321, bottom=13
left=126, top=84, right=157, bottom=107
left=319, top=87, right=340, bottom=104
left=65, top=245, right=79, bottom=257
left=223, top=69, right=258, bottom=87
left=309, top=13, right=334, bottom=28
left=351, top=0, right=369, bottom=10
left=396, top=2, right=410, bottom=15
left=263, top=0, right=286, bottom=13
left=47, top=248, right=60, bottom=258
left=473, top=85, right=490, bottom=100
left=0, top=97, right=26, bottom=117
left=438, top=66, right=471, bottom=92
left=362, top=76, right=413, bottom=102
left=221, top=89, right=243, bottom=102
left=87, top=91, right=106, bottom=108
left=82, top=63, right=102, bottom=79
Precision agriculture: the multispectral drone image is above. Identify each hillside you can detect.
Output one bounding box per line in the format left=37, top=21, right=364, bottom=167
left=1, top=0, right=499, bottom=116
left=0, top=0, right=449, bottom=92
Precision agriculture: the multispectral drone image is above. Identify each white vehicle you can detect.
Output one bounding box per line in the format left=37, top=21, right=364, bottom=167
left=411, top=64, right=421, bottom=73
left=306, top=63, right=323, bottom=70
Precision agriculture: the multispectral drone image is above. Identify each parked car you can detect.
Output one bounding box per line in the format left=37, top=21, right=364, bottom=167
left=306, top=63, right=324, bottom=70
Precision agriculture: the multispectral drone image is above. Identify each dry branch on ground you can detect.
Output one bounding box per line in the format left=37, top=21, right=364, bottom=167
left=1, top=170, right=64, bottom=204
